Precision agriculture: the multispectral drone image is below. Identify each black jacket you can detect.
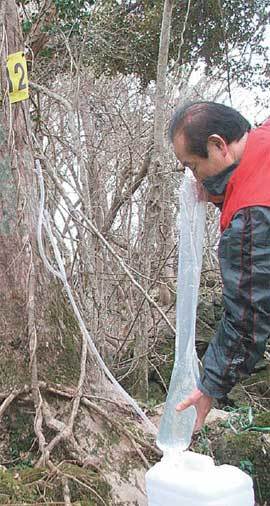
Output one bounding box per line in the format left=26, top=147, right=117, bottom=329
left=198, top=180, right=270, bottom=398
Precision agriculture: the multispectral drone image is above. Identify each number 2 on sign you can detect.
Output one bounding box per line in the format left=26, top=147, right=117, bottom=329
left=6, top=51, right=29, bottom=104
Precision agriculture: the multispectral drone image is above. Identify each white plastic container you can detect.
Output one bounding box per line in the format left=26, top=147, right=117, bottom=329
left=146, top=451, right=254, bottom=506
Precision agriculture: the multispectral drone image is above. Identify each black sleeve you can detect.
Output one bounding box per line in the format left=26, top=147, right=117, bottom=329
left=198, top=206, right=270, bottom=398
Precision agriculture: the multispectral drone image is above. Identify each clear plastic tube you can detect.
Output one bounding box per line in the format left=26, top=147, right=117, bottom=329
left=156, top=169, right=207, bottom=453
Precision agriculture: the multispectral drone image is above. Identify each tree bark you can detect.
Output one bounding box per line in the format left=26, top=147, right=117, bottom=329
left=26, top=0, right=57, bottom=57
left=132, top=0, right=175, bottom=402
left=154, top=0, right=174, bottom=158
left=0, top=0, right=38, bottom=388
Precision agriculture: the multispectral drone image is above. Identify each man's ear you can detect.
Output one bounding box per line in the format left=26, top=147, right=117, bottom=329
left=207, top=134, right=228, bottom=156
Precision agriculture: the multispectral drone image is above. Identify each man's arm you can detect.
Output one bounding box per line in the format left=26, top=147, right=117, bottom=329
left=177, top=206, right=270, bottom=428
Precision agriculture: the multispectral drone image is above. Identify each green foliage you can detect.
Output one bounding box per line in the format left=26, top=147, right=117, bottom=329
left=0, top=465, right=111, bottom=504
left=54, top=0, right=94, bottom=33
left=85, top=0, right=270, bottom=87
left=85, top=0, right=160, bottom=85
left=214, top=430, right=270, bottom=504
left=22, top=19, right=32, bottom=34
left=239, top=458, right=254, bottom=474
left=194, top=424, right=212, bottom=455
left=39, top=47, right=54, bottom=59
left=4, top=408, right=35, bottom=465
left=0, top=468, right=39, bottom=503
left=54, top=0, right=93, bottom=16
left=18, top=0, right=270, bottom=87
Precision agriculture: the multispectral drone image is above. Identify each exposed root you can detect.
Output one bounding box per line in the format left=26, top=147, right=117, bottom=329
left=0, top=386, right=27, bottom=420
left=0, top=379, right=159, bottom=468
left=81, top=397, right=159, bottom=467
left=0, top=374, right=157, bottom=505
left=36, top=332, right=87, bottom=467
left=34, top=388, right=47, bottom=465
left=28, top=244, right=48, bottom=465
left=48, top=460, right=108, bottom=506
left=62, top=476, right=71, bottom=506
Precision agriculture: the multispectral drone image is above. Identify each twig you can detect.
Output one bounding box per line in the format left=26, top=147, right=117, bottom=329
left=62, top=476, right=71, bottom=506
left=48, top=460, right=108, bottom=506
left=77, top=211, right=175, bottom=335
left=217, top=0, right=232, bottom=105
left=116, top=243, right=176, bottom=355
left=34, top=389, right=47, bottom=466
left=35, top=158, right=158, bottom=436
left=0, top=388, right=21, bottom=419
left=34, top=148, right=175, bottom=337
left=30, top=81, right=83, bottom=197
left=168, top=0, right=192, bottom=73
left=82, top=397, right=160, bottom=464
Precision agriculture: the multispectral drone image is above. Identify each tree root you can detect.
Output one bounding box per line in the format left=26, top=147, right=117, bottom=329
left=48, top=460, right=108, bottom=506
left=0, top=386, right=28, bottom=419
left=0, top=379, right=159, bottom=470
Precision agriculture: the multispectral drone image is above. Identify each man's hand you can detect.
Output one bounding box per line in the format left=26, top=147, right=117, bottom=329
left=176, top=388, right=213, bottom=431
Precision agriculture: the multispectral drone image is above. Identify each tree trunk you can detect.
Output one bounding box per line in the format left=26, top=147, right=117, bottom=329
left=0, top=0, right=38, bottom=390
left=132, top=0, right=175, bottom=402
left=154, top=0, right=174, bottom=158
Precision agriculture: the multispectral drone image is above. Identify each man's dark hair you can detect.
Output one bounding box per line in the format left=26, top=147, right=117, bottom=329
left=169, top=101, right=251, bottom=158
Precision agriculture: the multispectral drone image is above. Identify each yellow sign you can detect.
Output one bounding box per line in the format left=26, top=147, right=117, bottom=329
left=6, top=51, right=29, bottom=104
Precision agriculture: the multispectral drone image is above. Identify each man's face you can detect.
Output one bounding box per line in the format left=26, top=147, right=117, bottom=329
left=172, top=132, right=231, bottom=182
